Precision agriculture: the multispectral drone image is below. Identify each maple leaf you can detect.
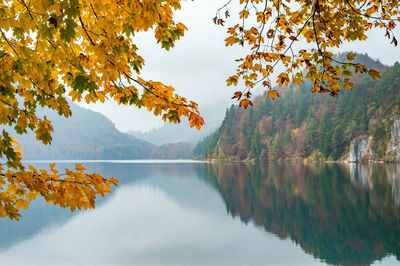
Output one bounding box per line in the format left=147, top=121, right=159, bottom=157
left=225, top=36, right=236, bottom=46
left=385, top=30, right=391, bottom=39
left=344, top=79, right=354, bottom=90
left=346, top=52, right=356, bottom=61
left=239, top=99, right=253, bottom=109
left=267, top=90, right=280, bottom=100
left=262, top=81, right=270, bottom=87
left=267, top=29, right=274, bottom=38
left=355, top=64, right=368, bottom=73
left=232, top=91, right=242, bottom=100
left=311, top=85, right=330, bottom=93
left=277, top=73, right=290, bottom=87
left=311, top=85, right=322, bottom=93
left=392, top=37, right=398, bottom=46
left=225, top=10, right=230, bottom=18
left=155, top=26, right=163, bottom=39
left=189, top=112, right=205, bottom=130
left=368, top=69, right=381, bottom=80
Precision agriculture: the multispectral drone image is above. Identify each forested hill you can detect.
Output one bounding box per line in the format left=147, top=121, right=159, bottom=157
left=9, top=103, right=193, bottom=160
left=194, top=54, right=400, bottom=161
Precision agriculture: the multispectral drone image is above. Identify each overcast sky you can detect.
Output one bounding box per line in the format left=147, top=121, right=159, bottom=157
left=77, top=0, right=400, bottom=133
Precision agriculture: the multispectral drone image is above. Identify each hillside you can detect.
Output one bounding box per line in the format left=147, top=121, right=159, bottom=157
left=195, top=54, right=400, bottom=162
left=10, top=103, right=194, bottom=160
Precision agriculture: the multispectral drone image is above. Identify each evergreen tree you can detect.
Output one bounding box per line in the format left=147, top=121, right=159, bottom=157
left=270, top=133, right=284, bottom=159
left=250, top=129, right=261, bottom=159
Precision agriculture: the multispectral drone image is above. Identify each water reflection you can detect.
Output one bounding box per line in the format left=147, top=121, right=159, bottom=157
left=0, top=162, right=322, bottom=266
left=1, top=162, right=399, bottom=265
left=0, top=162, right=199, bottom=251
left=196, top=162, right=400, bottom=265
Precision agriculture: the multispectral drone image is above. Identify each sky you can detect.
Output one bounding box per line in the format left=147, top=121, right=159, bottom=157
left=77, top=0, right=400, bottom=133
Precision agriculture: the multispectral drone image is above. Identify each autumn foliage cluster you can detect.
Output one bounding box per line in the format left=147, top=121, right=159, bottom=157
left=0, top=0, right=203, bottom=220
left=215, top=0, right=398, bottom=107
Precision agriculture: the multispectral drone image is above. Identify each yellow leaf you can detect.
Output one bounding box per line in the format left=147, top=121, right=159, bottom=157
left=346, top=52, right=356, bottom=61
left=155, top=26, right=163, bottom=39
left=267, top=90, right=280, bottom=100
left=277, top=73, right=290, bottom=87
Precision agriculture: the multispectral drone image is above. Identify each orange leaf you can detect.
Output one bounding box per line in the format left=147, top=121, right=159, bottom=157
left=239, top=99, right=253, bottom=109
left=262, top=81, right=271, bottom=88
left=231, top=91, right=242, bottom=100
left=311, top=85, right=321, bottom=93
left=267, top=29, right=274, bottom=38
left=189, top=112, right=205, bottom=130
left=368, top=69, right=381, bottom=80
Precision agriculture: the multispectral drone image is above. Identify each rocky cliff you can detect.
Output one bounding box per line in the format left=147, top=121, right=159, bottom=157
left=346, top=136, right=374, bottom=162
left=345, top=114, right=400, bottom=162
left=386, top=116, right=400, bottom=161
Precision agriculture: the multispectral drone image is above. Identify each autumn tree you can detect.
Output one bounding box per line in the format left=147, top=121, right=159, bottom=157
left=0, top=0, right=204, bottom=220
left=218, top=0, right=399, bottom=106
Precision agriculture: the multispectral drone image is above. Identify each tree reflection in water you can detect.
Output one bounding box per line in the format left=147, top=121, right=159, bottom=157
left=196, top=162, right=400, bottom=265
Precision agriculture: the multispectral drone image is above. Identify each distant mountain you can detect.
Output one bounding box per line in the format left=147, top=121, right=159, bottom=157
left=127, top=105, right=224, bottom=145
left=127, top=122, right=211, bottom=145
left=9, top=103, right=194, bottom=160
left=195, top=54, right=400, bottom=162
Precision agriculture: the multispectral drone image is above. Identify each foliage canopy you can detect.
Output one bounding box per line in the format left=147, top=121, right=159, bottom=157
left=0, top=0, right=204, bottom=220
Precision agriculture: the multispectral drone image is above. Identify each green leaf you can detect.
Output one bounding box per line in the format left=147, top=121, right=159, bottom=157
left=71, top=75, right=97, bottom=94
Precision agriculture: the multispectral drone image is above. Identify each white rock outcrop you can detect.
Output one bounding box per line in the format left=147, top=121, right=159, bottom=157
left=347, top=136, right=374, bottom=162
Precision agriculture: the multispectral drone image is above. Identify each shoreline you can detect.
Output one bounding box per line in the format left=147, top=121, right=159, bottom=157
left=196, top=158, right=400, bottom=164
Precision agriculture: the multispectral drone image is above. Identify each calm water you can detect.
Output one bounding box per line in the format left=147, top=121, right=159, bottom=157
left=0, top=161, right=399, bottom=265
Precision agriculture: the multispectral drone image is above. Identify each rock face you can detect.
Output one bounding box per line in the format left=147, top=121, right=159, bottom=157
left=346, top=116, right=400, bottom=162
left=347, top=136, right=374, bottom=162
left=386, top=116, right=400, bottom=161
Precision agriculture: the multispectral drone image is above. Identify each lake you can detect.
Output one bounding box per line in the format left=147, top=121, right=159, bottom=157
left=0, top=161, right=399, bottom=265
